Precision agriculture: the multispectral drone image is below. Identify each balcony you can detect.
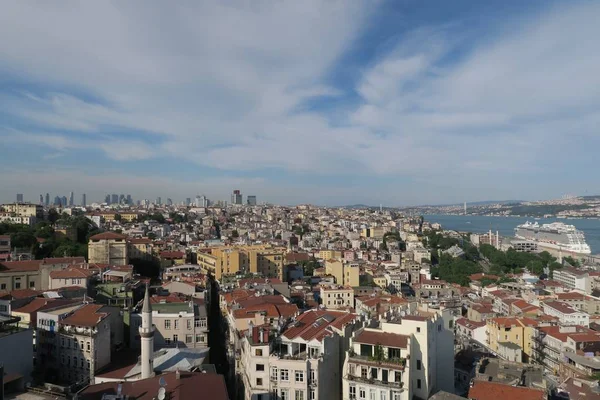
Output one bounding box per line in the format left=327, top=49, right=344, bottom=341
left=346, top=374, right=404, bottom=389
left=348, top=354, right=406, bottom=370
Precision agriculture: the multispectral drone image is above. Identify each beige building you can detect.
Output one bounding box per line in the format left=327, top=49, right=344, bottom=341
left=325, top=260, right=360, bottom=287
left=198, top=245, right=286, bottom=280
left=320, top=286, right=355, bottom=309
left=130, top=301, right=208, bottom=349
left=88, top=232, right=129, bottom=266
left=49, top=267, right=95, bottom=290
left=0, top=257, right=85, bottom=291
left=127, top=238, right=154, bottom=261
left=1, top=203, right=44, bottom=219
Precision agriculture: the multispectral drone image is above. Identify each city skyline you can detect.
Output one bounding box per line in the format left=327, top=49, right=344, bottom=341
left=1, top=1, right=599, bottom=205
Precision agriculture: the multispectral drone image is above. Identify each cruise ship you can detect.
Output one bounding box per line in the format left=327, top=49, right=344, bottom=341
left=514, top=221, right=591, bottom=254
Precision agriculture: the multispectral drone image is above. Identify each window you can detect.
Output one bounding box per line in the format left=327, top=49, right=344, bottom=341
left=256, top=349, right=263, bottom=356
left=392, top=392, right=402, bottom=400
left=87, top=360, right=90, bottom=370
left=295, top=370, right=304, bottom=382
left=257, top=378, right=263, bottom=386
left=15, top=282, right=21, bottom=289
left=61, top=355, right=65, bottom=365
left=174, top=319, right=179, bottom=329
left=165, top=320, right=171, bottom=329
left=165, top=338, right=172, bottom=345
left=361, top=367, right=367, bottom=379
left=380, top=392, right=386, bottom=400
left=417, top=360, right=421, bottom=370
left=295, top=390, right=304, bottom=400
left=280, top=389, right=288, bottom=400
left=81, top=358, right=84, bottom=368
left=256, top=364, right=265, bottom=371
left=310, top=369, right=316, bottom=383
left=30, top=281, right=35, bottom=288
left=186, top=335, right=193, bottom=344
left=271, top=367, right=278, bottom=380
left=73, top=356, right=77, bottom=366
left=381, top=370, right=388, bottom=383
left=87, top=342, right=91, bottom=351
left=416, top=327, right=421, bottom=333
left=281, top=369, right=289, bottom=381
left=371, top=368, right=378, bottom=379
left=173, top=334, right=178, bottom=343
left=417, top=379, right=421, bottom=389
left=437, top=324, right=441, bottom=332
left=80, top=341, right=84, bottom=350
left=349, top=385, right=356, bottom=399
left=359, top=388, right=366, bottom=399
left=310, top=389, right=316, bottom=400
left=61, top=337, right=65, bottom=347
left=187, top=320, right=192, bottom=330
left=369, top=390, right=376, bottom=400
left=0, top=284, right=5, bottom=290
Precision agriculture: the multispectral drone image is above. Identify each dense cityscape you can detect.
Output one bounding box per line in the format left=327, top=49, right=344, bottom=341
left=3, top=1, right=600, bottom=400
left=0, top=192, right=599, bottom=400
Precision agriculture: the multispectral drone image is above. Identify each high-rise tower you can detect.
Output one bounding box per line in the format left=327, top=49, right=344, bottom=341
left=139, top=285, right=155, bottom=379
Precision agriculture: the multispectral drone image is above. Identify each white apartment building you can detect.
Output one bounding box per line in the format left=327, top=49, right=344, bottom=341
left=342, top=307, right=455, bottom=400
left=554, top=268, right=592, bottom=294
left=542, top=301, right=589, bottom=327
left=36, top=303, right=111, bottom=384
left=130, top=300, right=208, bottom=349
left=320, top=286, right=355, bottom=310
left=238, top=310, right=360, bottom=400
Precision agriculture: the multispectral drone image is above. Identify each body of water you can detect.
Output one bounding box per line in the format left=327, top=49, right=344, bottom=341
left=424, top=214, right=600, bottom=255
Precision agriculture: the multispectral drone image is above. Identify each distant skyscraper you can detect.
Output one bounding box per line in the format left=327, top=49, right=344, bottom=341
left=69, top=191, right=74, bottom=206
left=105, top=194, right=111, bottom=204
left=119, top=194, right=125, bottom=204
left=126, top=194, right=132, bottom=205
left=82, top=193, right=87, bottom=207
left=166, top=198, right=173, bottom=206
left=464, top=202, right=467, bottom=215
left=45, top=193, right=50, bottom=206
left=16, top=193, right=24, bottom=203
left=247, top=195, right=257, bottom=206
left=111, top=194, right=119, bottom=204
left=186, top=198, right=191, bottom=206
left=54, top=196, right=61, bottom=206
left=231, top=190, right=242, bottom=205
left=39, top=194, right=44, bottom=205
left=61, top=196, right=68, bottom=206
left=156, top=197, right=162, bottom=205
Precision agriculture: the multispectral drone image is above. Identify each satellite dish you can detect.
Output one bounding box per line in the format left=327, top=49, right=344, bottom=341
left=158, top=387, right=166, bottom=400
left=159, top=377, right=167, bottom=387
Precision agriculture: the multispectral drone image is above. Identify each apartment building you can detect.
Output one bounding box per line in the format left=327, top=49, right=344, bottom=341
left=36, top=303, right=111, bottom=384
left=554, top=268, right=592, bottom=294
left=130, top=300, right=208, bottom=349
left=128, top=238, right=154, bottom=261
left=0, top=257, right=85, bottom=291
left=0, top=315, right=34, bottom=390
left=0, top=203, right=44, bottom=219
left=198, top=245, right=286, bottom=280
left=543, top=301, right=590, bottom=326
left=237, top=310, right=360, bottom=400
left=49, top=267, right=95, bottom=290
left=320, top=286, right=354, bottom=310
left=0, top=235, right=10, bottom=259
left=88, top=232, right=129, bottom=266
left=343, top=307, right=454, bottom=400
left=325, top=260, right=360, bottom=287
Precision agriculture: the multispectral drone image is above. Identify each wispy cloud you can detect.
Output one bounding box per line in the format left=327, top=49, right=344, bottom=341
left=0, top=1, right=598, bottom=204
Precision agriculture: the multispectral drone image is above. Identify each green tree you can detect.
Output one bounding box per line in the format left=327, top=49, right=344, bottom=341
left=114, top=214, right=122, bottom=222
left=563, top=256, right=580, bottom=267
left=147, top=232, right=157, bottom=240
left=527, top=260, right=544, bottom=275
left=379, top=242, right=388, bottom=251
left=47, top=209, right=60, bottom=224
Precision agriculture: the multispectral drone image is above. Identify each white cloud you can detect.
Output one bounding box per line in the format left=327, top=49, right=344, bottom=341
left=0, top=1, right=599, bottom=203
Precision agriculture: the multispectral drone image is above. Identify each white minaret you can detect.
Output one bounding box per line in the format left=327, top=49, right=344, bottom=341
left=140, top=284, right=155, bottom=379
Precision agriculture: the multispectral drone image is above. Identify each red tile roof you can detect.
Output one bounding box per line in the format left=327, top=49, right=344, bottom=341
left=61, top=304, right=108, bottom=327
left=282, top=310, right=358, bottom=342
left=89, top=232, right=127, bottom=240
left=160, top=251, right=186, bottom=259
left=0, top=260, right=41, bottom=272
left=50, top=267, right=95, bottom=279
left=0, top=288, right=41, bottom=300
left=79, top=371, right=228, bottom=400
left=544, top=301, right=579, bottom=314
left=354, top=330, right=409, bottom=348
left=469, top=381, right=545, bottom=400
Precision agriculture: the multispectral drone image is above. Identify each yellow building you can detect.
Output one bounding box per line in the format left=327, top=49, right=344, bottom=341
left=119, top=212, right=140, bottom=222
left=198, top=245, right=285, bottom=280
left=373, top=275, right=388, bottom=288
left=88, top=232, right=129, bottom=265
left=325, top=260, right=360, bottom=287
left=1, top=203, right=44, bottom=219
left=486, top=316, right=546, bottom=363
left=318, top=249, right=342, bottom=260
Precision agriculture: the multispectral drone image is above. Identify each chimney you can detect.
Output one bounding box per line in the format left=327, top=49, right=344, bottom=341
left=176, top=370, right=181, bottom=380
left=252, top=326, right=259, bottom=343
left=263, top=328, right=269, bottom=344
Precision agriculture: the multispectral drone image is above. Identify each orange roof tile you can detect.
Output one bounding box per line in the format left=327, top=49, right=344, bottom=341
left=469, top=381, right=545, bottom=400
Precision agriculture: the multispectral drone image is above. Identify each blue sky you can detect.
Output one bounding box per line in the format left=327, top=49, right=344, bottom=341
left=1, top=0, right=599, bottom=206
